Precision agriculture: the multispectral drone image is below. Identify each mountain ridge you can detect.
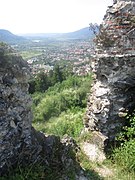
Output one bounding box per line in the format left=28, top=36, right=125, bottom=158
left=0, top=29, right=28, bottom=44
left=19, top=27, right=95, bottom=40
left=0, top=27, right=96, bottom=44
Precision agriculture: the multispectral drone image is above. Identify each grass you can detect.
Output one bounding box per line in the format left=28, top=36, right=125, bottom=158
left=2, top=115, right=135, bottom=180
left=33, top=108, right=84, bottom=139
left=2, top=72, right=135, bottom=179
left=0, top=165, right=75, bottom=180
left=0, top=164, right=45, bottom=180
left=77, top=151, right=104, bottom=180
left=32, top=75, right=92, bottom=122
left=112, top=140, right=135, bottom=172
left=78, top=131, right=92, bottom=143
left=32, top=74, right=135, bottom=179
left=102, top=159, right=135, bottom=180
left=20, top=50, right=42, bottom=60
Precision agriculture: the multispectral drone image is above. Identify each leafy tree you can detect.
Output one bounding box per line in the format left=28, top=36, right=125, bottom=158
left=35, top=71, right=48, bottom=92
left=32, top=75, right=92, bottom=122
left=29, top=65, right=75, bottom=94
left=53, top=64, right=63, bottom=83
left=28, top=78, right=36, bottom=94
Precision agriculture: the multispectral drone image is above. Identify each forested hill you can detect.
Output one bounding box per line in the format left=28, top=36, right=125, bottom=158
left=59, top=27, right=94, bottom=39
left=21, top=27, right=96, bottom=40
left=0, top=27, right=96, bottom=42
left=0, top=29, right=28, bottom=44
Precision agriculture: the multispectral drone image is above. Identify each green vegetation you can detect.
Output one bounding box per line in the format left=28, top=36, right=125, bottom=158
left=113, top=140, right=135, bottom=171
left=2, top=62, right=135, bottom=179
left=32, top=71, right=135, bottom=179
left=0, top=163, right=78, bottom=180
left=76, top=151, right=103, bottom=180
left=34, top=109, right=85, bottom=138
left=20, top=50, right=42, bottom=60
left=1, top=153, right=102, bottom=180
left=112, top=115, right=135, bottom=174
left=32, top=74, right=92, bottom=138
left=0, top=165, right=45, bottom=180
left=29, top=64, right=73, bottom=94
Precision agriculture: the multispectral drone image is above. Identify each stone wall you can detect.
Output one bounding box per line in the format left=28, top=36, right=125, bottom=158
left=84, top=0, right=135, bottom=146
left=0, top=45, right=41, bottom=174
left=96, top=0, right=135, bottom=54
left=0, top=44, right=87, bottom=179
left=84, top=54, right=135, bottom=142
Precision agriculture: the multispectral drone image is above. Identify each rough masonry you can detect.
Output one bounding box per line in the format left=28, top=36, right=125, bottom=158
left=84, top=0, right=135, bottom=146
left=0, top=45, right=42, bottom=174
left=0, top=44, right=86, bottom=179
left=96, top=0, right=135, bottom=54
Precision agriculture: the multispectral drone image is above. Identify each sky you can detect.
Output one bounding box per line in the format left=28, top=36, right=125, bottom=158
left=0, top=0, right=113, bottom=34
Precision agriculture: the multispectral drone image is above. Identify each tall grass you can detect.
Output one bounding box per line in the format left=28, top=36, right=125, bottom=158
left=111, top=114, right=135, bottom=178
left=113, top=140, right=135, bottom=171
left=33, top=108, right=84, bottom=138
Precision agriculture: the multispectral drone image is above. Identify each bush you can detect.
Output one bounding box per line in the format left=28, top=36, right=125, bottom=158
left=1, top=164, right=45, bottom=180
left=113, top=140, right=135, bottom=171
left=34, top=108, right=84, bottom=139
left=113, top=114, right=135, bottom=172
left=32, top=75, right=92, bottom=122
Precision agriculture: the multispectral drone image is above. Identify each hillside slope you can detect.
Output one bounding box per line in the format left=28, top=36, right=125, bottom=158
left=0, top=29, right=28, bottom=44
left=60, top=27, right=94, bottom=39
left=22, top=27, right=96, bottom=40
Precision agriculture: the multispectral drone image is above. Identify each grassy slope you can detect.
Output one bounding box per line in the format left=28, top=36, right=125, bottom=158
left=2, top=75, right=135, bottom=179
left=32, top=74, right=135, bottom=180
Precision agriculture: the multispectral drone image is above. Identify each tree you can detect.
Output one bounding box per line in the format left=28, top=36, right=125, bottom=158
left=53, top=65, right=63, bottom=83
left=35, top=71, right=48, bottom=92
left=28, top=78, right=36, bottom=94
left=89, top=23, right=99, bottom=36
left=89, top=23, right=115, bottom=48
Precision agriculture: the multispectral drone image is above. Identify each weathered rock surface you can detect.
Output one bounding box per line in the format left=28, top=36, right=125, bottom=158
left=0, top=45, right=35, bottom=174
left=85, top=0, right=135, bottom=149
left=0, top=44, right=87, bottom=179
left=96, top=0, right=135, bottom=54
left=85, top=54, right=135, bottom=142
left=82, top=142, right=106, bottom=163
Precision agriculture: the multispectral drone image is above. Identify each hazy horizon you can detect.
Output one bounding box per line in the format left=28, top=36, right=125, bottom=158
left=0, top=0, right=113, bottom=34
left=18, top=27, right=89, bottom=36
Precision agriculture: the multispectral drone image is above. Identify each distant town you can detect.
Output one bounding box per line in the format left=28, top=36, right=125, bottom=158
left=0, top=28, right=95, bottom=76
left=24, top=39, right=94, bottom=76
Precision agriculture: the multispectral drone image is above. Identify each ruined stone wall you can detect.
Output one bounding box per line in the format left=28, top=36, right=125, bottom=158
left=84, top=54, right=135, bottom=142
left=0, top=44, right=85, bottom=179
left=0, top=45, right=42, bottom=174
left=96, top=0, right=135, bottom=54
left=85, top=0, right=135, bottom=145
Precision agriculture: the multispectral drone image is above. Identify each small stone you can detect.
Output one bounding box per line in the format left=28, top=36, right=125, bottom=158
left=82, top=142, right=106, bottom=163
left=118, top=112, right=128, bottom=117
left=10, top=120, right=17, bottom=128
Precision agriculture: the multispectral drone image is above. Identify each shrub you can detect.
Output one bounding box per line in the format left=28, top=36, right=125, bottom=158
left=113, top=140, right=135, bottom=171
left=113, top=114, right=135, bottom=172
left=33, top=75, right=92, bottom=122
left=34, top=109, right=84, bottom=139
